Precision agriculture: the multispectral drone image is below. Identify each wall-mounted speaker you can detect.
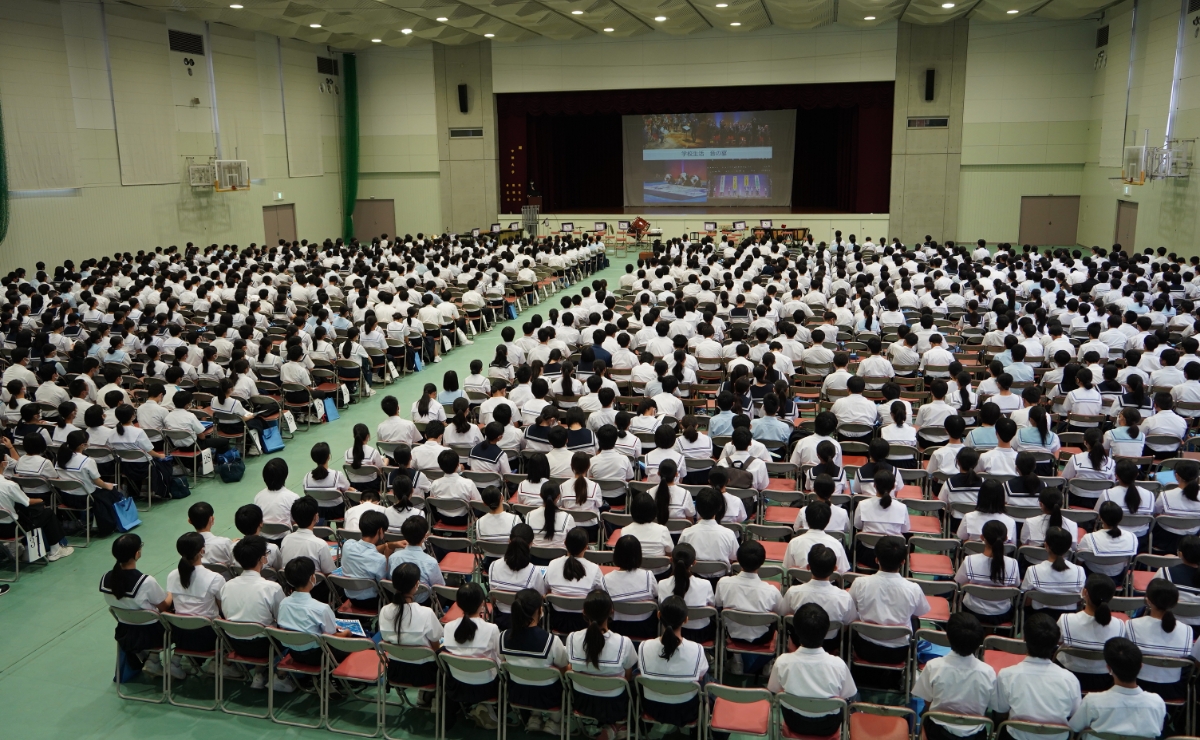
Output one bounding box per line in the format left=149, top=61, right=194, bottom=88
left=924, top=69, right=935, bottom=102
left=458, top=84, right=469, bottom=114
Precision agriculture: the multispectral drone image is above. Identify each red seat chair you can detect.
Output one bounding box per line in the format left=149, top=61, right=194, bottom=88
left=706, top=684, right=773, bottom=740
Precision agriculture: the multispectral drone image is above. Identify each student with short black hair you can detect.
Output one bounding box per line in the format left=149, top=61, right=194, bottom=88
left=1068, top=638, right=1167, bottom=739
left=714, top=540, right=783, bottom=674
left=252, top=458, right=300, bottom=530
left=768, top=602, right=857, bottom=736
left=428, top=447, right=478, bottom=528
left=386, top=515, right=445, bottom=601
left=340, top=510, right=395, bottom=610
left=847, top=536, right=929, bottom=687
left=277, top=556, right=352, bottom=665
left=1153, top=535, right=1200, bottom=627
left=677, top=488, right=739, bottom=571
left=604, top=534, right=659, bottom=639
left=781, top=544, right=856, bottom=653
left=994, top=614, right=1080, bottom=740
left=219, top=535, right=292, bottom=691
left=783, top=502, right=850, bottom=572
left=187, top=500, right=232, bottom=566
left=912, top=612, right=996, bottom=740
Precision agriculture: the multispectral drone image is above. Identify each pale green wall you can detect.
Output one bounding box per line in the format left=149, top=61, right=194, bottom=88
left=957, top=164, right=1085, bottom=242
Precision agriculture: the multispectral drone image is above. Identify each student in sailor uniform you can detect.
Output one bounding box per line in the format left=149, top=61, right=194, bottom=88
left=379, top=563, right=443, bottom=702
left=100, top=533, right=173, bottom=676
left=304, top=441, right=354, bottom=521
left=604, top=535, right=660, bottom=640
left=636, top=596, right=709, bottom=729
left=564, top=407, right=597, bottom=454
left=954, top=520, right=1020, bottom=625
left=657, top=543, right=717, bottom=644
left=1153, top=535, right=1200, bottom=627
left=500, top=589, right=569, bottom=735
left=566, top=590, right=637, bottom=736
left=1057, top=573, right=1124, bottom=692
left=1125, top=579, right=1194, bottom=702
left=1020, top=526, right=1086, bottom=618
left=488, top=524, right=547, bottom=630
left=468, top=422, right=513, bottom=482
left=546, top=527, right=606, bottom=634
left=441, top=582, right=503, bottom=729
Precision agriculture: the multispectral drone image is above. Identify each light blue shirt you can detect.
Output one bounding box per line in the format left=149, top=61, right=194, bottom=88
left=750, top=416, right=792, bottom=444
left=340, top=539, right=389, bottom=599
left=277, top=591, right=337, bottom=651
left=993, top=350, right=1013, bottom=367
left=1003, top=362, right=1034, bottom=383
left=708, top=411, right=736, bottom=438
left=387, top=544, right=444, bottom=602
left=966, top=426, right=998, bottom=450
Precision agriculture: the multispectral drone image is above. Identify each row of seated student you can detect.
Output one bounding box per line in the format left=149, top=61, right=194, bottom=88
left=102, top=509, right=1184, bottom=739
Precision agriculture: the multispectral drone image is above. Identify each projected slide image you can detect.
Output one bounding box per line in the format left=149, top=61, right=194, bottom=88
left=644, top=161, right=707, bottom=203
left=712, top=173, right=771, bottom=200
left=642, top=112, right=773, bottom=151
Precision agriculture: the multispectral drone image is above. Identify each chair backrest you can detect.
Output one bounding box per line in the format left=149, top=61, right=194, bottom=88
left=503, top=661, right=564, bottom=688
left=109, top=606, right=162, bottom=628
left=267, top=626, right=321, bottom=652
left=566, top=671, right=629, bottom=697
left=778, top=693, right=847, bottom=718
left=213, top=618, right=268, bottom=642
left=721, top=608, right=780, bottom=630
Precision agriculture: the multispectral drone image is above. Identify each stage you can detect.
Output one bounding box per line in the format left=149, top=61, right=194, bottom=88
left=503, top=212, right=891, bottom=245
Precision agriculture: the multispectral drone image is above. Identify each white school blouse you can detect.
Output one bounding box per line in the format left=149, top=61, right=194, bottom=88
left=1124, top=615, right=1195, bottom=684
left=853, top=497, right=910, bottom=536
left=636, top=638, right=708, bottom=702
left=566, top=629, right=637, bottom=697
left=1057, top=610, right=1125, bottom=674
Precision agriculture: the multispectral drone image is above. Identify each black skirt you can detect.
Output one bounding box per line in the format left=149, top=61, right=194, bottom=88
left=446, top=675, right=499, bottom=705
left=114, top=620, right=165, bottom=657
left=571, top=689, right=629, bottom=725
left=682, top=623, right=716, bottom=645
left=550, top=609, right=587, bottom=635
left=782, top=707, right=844, bottom=737
left=610, top=616, right=660, bottom=640
left=642, top=696, right=700, bottom=728
left=509, top=679, right=564, bottom=710
left=173, top=625, right=217, bottom=654
left=387, top=659, right=438, bottom=689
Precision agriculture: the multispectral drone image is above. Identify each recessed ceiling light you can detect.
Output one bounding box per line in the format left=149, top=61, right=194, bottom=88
left=941, top=2, right=954, bottom=7
left=654, top=15, right=667, bottom=21
left=437, top=17, right=448, bottom=21
left=484, top=33, right=494, bottom=37
left=1006, top=8, right=1019, bottom=12
left=310, top=23, right=321, bottom=28
left=716, top=2, right=728, bottom=6
left=730, top=21, right=741, bottom=26
left=371, top=38, right=382, bottom=42
left=401, top=28, right=412, bottom=33
left=229, top=3, right=242, bottom=8
left=864, top=15, right=875, bottom=19
left=603, top=27, right=614, bottom=31
left=571, top=9, right=583, bottom=14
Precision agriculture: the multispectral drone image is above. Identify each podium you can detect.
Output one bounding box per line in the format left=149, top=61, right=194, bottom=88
left=527, top=197, right=543, bottom=207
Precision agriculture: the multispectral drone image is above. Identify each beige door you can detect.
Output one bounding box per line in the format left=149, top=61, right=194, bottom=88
left=1115, top=200, right=1138, bottom=250
left=1018, top=195, right=1080, bottom=246
left=353, top=199, right=397, bottom=243
left=263, top=204, right=297, bottom=245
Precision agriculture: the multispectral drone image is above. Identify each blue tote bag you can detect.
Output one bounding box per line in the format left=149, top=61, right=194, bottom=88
left=113, top=494, right=142, bottom=532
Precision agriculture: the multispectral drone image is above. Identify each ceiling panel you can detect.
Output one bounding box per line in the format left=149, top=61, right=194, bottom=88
left=120, top=0, right=1121, bottom=47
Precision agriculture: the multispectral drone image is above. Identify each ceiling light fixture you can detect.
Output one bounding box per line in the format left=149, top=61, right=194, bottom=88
left=401, top=28, right=412, bottom=33
left=1007, top=8, right=1018, bottom=12
left=941, top=2, right=954, bottom=7
left=372, top=38, right=382, bottom=42
left=654, top=15, right=667, bottom=21
left=571, top=9, right=583, bottom=14
left=603, top=27, right=614, bottom=31
left=864, top=15, right=875, bottom=19
left=484, top=32, right=495, bottom=37
left=716, top=2, right=728, bottom=6
left=437, top=16, right=448, bottom=21
left=730, top=21, right=741, bottom=25
left=310, top=23, right=321, bottom=27
left=229, top=4, right=242, bottom=8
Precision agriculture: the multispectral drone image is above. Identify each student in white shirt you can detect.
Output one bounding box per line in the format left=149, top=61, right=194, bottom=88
left=441, top=582, right=503, bottom=730
left=1067, top=638, right=1167, bottom=740
left=1077, top=502, right=1138, bottom=580
left=186, top=500, right=232, bottom=566
left=954, top=519, right=1020, bottom=624
left=344, top=423, right=385, bottom=493
left=166, top=532, right=225, bottom=656
left=545, top=527, right=605, bottom=633
left=769, top=601, right=857, bottom=737
left=474, top=487, right=522, bottom=543
left=956, top=480, right=1017, bottom=544
left=252, top=457, right=301, bottom=530
left=1058, top=573, right=1124, bottom=692
left=559, top=452, right=603, bottom=539
left=1020, top=526, right=1086, bottom=615
left=428, top=448, right=479, bottom=528
left=781, top=544, right=857, bottom=651
left=994, top=613, right=1081, bottom=740
left=657, top=543, right=717, bottom=642
left=852, top=469, right=910, bottom=566
left=379, top=562, right=443, bottom=701
left=783, top=502, right=850, bottom=573
left=911, top=613, right=997, bottom=740
left=604, top=535, right=660, bottom=639
left=1152, top=460, right=1200, bottom=555
left=714, top=540, right=784, bottom=674
left=847, top=536, right=930, bottom=688
left=1062, top=428, right=1117, bottom=508
left=566, top=590, right=637, bottom=738
left=1021, top=489, right=1078, bottom=549
left=977, top=417, right=1019, bottom=477
left=1126, top=579, right=1194, bottom=703
left=636, top=596, right=709, bottom=729
left=650, top=459, right=695, bottom=522
left=1095, top=458, right=1155, bottom=549
left=677, top=488, right=739, bottom=570
left=622, top=493, right=673, bottom=563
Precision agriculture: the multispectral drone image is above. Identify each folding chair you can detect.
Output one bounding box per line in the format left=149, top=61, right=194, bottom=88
left=426, top=498, right=472, bottom=537
left=281, top=383, right=315, bottom=431
left=500, top=663, right=566, bottom=740
left=958, top=584, right=1019, bottom=633
left=718, top=609, right=780, bottom=682
left=982, top=635, right=1027, bottom=675
left=907, top=537, right=959, bottom=578
left=109, top=607, right=167, bottom=704
left=380, top=643, right=439, bottom=740
left=160, top=613, right=218, bottom=710
left=52, top=476, right=93, bottom=548
left=428, top=535, right=475, bottom=582
left=327, top=575, right=381, bottom=626
left=704, top=683, right=771, bottom=740
left=0, top=505, right=43, bottom=581
left=912, top=579, right=957, bottom=627
left=847, top=623, right=914, bottom=703
left=777, top=695, right=847, bottom=740
left=323, top=635, right=386, bottom=737
left=437, top=654, right=502, bottom=740
left=634, top=676, right=704, bottom=739
left=266, top=626, right=328, bottom=729
left=565, top=672, right=631, bottom=740
left=163, top=429, right=212, bottom=484
left=848, top=702, right=916, bottom=740
left=1074, top=551, right=1133, bottom=591
left=920, top=712, right=993, bottom=740
left=211, top=619, right=273, bottom=718
left=995, top=720, right=1071, bottom=740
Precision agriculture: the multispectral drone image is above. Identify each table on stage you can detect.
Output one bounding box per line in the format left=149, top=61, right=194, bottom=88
left=495, top=228, right=523, bottom=241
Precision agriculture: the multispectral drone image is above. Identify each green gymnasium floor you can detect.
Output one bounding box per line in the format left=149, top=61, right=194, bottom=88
left=0, top=254, right=637, bottom=740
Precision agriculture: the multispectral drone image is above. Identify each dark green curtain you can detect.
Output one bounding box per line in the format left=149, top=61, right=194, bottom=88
left=0, top=99, right=9, bottom=245
left=341, top=53, right=359, bottom=242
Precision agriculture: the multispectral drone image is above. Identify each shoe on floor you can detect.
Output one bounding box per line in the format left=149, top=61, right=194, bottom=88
left=143, top=655, right=165, bottom=677
left=169, top=661, right=187, bottom=681
left=0, top=584, right=9, bottom=596
left=47, top=544, right=74, bottom=562
left=251, top=671, right=267, bottom=690
left=526, top=714, right=544, bottom=733
left=462, top=339, right=475, bottom=345
left=469, top=703, right=499, bottom=730
left=272, top=675, right=296, bottom=693
left=541, top=720, right=562, bottom=736
left=433, top=356, right=442, bottom=363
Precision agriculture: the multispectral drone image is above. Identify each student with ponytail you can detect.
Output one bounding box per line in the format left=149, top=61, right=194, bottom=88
left=1062, top=428, right=1116, bottom=507
left=954, top=519, right=1020, bottom=624
left=1103, top=407, right=1147, bottom=458
left=1020, top=526, right=1086, bottom=616
left=342, top=423, right=385, bottom=493
left=1077, top=501, right=1137, bottom=580
left=635, top=595, right=708, bottom=728
left=379, top=560, right=443, bottom=694
left=99, top=533, right=173, bottom=676
left=303, top=441, right=354, bottom=521
left=210, top=377, right=266, bottom=452
left=384, top=475, right=425, bottom=533
left=528, top=481, right=573, bottom=548
left=1152, top=460, right=1200, bottom=555
left=566, top=589, right=636, bottom=739
left=411, top=383, right=446, bottom=423
left=500, top=588, right=568, bottom=734
left=656, top=542, right=717, bottom=642
left=1005, top=451, right=1044, bottom=509
left=1127, top=579, right=1193, bottom=701
left=1095, top=458, right=1154, bottom=550
left=956, top=480, right=1017, bottom=544
left=1057, top=572, right=1122, bottom=691
left=852, top=469, right=910, bottom=567
left=1020, top=488, right=1077, bottom=550
left=165, top=531, right=224, bottom=655
left=604, top=534, right=659, bottom=638
left=939, top=447, right=983, bottom=511
left=558, top=451, right=603, bottom=540
left=652, top=458, right=695, bottom=524
left=1013, top=406, right=1061, bottom=474
left=545, top=527, right=605, bottom=634
left=440, top=582, right=502, bottom=729
left=444, top=397, right=484, bottom=447
left=488, top=524, right=547, bottom=629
